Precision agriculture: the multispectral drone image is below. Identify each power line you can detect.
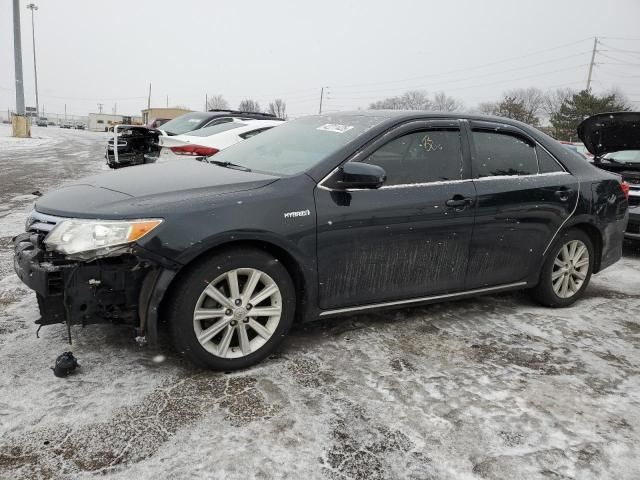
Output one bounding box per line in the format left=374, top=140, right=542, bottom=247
left=598, top=52, right=640, bottom=64
left=599, top=43, right=640, bottom=55
left=600, top=36, right=640, bottom=42
left=329, top=51, right=592, bottom=97
left=330, top=37, right=593, bottom=90
left=329, top=64, right=589, bottom=101
left=599, top=62, right=640, bottom=67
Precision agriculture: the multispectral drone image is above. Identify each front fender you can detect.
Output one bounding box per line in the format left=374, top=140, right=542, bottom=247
left=142, top=230, right=319, bottom=343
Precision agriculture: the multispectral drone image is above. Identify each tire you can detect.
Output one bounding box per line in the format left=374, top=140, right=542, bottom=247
left=530, top=228, right=594, bottom=307
left=167, top=247, right=296, bottom=370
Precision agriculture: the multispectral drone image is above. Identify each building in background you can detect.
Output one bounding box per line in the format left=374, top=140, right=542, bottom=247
left=141, top=107, right=191, bottom=126
left=87, top=113, right=143, bottom=132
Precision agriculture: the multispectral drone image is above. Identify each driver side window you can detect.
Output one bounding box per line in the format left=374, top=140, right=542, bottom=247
left=361, top=129, right=463, bottom=186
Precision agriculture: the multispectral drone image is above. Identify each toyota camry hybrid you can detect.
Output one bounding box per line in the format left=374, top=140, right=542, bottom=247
left=13, top=111, right=629, bottom=370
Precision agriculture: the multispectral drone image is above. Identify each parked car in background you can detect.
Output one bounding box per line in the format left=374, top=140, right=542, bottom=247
left=106, top=110, right=283, bottom=168
left=14, top=111, right=628, bottom=370
left=60, top=122, right=73, bottom=129
left=573, top=142, right=593, bottom=160
left=157, top=119, right=284, bottom=162
left=158, top=110, right=281, bottom=137
left=35, top=119, right=48, bottom=127
left=106, top=126, right=161, bottom=169
left=578, top=112, right=639, bottom=241
left=75, top=124, right=86, bottom=130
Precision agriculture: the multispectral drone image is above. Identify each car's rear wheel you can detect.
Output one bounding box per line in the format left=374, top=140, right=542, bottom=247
left=167, top=248, right=296, bottom=370
left=531, top=228, right=594, bottom=307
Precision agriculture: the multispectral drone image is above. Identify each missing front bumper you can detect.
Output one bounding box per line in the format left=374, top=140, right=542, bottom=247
left=13, top=232, right=150, bottom=328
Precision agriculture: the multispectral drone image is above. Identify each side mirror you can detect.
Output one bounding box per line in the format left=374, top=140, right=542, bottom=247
left=336, top=162, right=386, bottom=189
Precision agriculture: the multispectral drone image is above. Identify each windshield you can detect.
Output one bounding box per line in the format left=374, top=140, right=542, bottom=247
left=159, top=112, right=213, bottom=135
left=603, top=150, right=640, bottom=163
left=210, top=114, right=386, bottom=175
left=187, top=122, right=246, bottom=137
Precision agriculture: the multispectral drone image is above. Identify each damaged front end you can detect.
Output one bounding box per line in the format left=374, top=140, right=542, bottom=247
left=13, top=211, right=166, bottom=341
left=106, top=125, right=160, bottom=169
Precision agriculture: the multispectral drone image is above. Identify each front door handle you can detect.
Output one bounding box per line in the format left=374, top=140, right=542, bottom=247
left=445, top=196, right=473, bottom=209
left=554, top=188, right=574, bottom=202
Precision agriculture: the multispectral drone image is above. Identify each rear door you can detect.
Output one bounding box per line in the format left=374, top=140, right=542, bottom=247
left=315, top=120, right=476, bottom=309
left=465, top=121, right=579, bottom=289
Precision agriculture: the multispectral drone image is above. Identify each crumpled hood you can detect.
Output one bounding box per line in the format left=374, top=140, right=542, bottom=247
left=35, top=161, right=278, bottom=218
left=577, top=112, right=640, bottom=156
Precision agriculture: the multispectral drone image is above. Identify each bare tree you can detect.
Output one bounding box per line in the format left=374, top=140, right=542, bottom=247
left=206, top=94, right=229, bottom=111
left=238, top=99, right=261, bottom=112
left=604, top=86, right=633, bottom=110
left=493, top=96, right=533, bottom=124
left=477, top=102, right=498, bottom=115
left=400, top=90, right=432, bottom=110
left=369, top=90, right=431, bottom=110
left=432, top=92, right=463, bottom=112
left=268, top=99, right=287, bottom=119
left=369, top=96, right=404, bottom=109
left=505, top=87, right=545, bottom=125
left=542, top=88, right=574, bottom=118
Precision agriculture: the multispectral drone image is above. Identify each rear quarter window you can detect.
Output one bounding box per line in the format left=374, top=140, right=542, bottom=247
left=537, top=147, right=565, bottom=173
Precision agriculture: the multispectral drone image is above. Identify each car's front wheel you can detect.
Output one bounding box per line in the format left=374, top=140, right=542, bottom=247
left=531, top=228, right=594, bottom=307
left=167, top=247, right=296, bottom=370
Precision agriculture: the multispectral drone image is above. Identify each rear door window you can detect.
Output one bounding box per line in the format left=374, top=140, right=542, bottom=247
left=472, top=130, right=537, bottom=177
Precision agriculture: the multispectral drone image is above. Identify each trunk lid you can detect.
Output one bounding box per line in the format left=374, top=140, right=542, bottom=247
left=577, top=112, right=640, bottom=157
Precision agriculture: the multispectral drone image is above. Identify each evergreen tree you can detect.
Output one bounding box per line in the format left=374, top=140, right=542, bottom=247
left=550, top=90, right=629, bottom=140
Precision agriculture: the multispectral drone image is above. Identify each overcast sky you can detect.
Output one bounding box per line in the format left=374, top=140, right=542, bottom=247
left=1, top=0, right=639, bottom=118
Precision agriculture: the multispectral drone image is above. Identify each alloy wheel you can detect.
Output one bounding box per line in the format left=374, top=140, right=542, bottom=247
left=552, top=239, right=590, bottom=299
left=193, top=268, right=283, bottom=359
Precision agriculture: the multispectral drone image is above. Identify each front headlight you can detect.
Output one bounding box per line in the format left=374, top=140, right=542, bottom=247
left=44, top=218, right=163, bottom=257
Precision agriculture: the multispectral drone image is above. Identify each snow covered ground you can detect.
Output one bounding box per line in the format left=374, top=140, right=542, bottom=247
left=1, top=126, right=639, bottom=479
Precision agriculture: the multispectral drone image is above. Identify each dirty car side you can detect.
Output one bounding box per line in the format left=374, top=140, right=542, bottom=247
left=13, top=112, right=628, bottom=344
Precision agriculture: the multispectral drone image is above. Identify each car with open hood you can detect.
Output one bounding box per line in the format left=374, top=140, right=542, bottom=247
left=14, top=111, right=628, bottom=370
left=578, top=112, right=640, bottom=240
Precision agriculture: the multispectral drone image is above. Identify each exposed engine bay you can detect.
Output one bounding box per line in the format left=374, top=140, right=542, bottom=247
left=105, top=126, right=160, bottom=168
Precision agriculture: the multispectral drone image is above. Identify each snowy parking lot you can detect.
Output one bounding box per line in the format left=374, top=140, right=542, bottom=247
left=1, top=125, right=640, bottom=479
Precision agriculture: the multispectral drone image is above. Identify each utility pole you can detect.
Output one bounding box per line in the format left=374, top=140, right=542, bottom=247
left=27, top=3, right=39, bottom=118
left=166, top=95, right=169, bottom=107
left=147, top=83, right=151, bottom=109
left=12, top=0, right=26, bottom=116
left=97, top=103, right=104, bottom=113
left=205, top=93, right=208, bottom=111
left=319, top=87, right=326, bottom=114
left=64, top=103, right=67, bottom=121
left=586, top=36, right=598, bottom=91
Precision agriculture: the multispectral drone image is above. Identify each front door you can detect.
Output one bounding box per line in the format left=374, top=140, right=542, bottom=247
left=465, top=121, right=579, bottom=289
left=315, top=120, right=476, bottom=310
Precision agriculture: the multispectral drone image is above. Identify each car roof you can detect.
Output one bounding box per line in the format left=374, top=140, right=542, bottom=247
left=314, top=109, right=535, bottom=125
left=176, top=119, right=284, bottom=141
left=236, top=119, right=284, bottom=128
left=205, top=109, right=281, bottom=119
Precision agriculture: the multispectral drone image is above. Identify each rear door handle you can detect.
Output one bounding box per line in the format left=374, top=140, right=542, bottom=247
left=554, top=188, right=574, bottom=202
left=445, top=196, right=473, bottom=209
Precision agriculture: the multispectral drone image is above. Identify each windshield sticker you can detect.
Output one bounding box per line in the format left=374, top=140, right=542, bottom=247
left=317, top=124, right=354, bottom=134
